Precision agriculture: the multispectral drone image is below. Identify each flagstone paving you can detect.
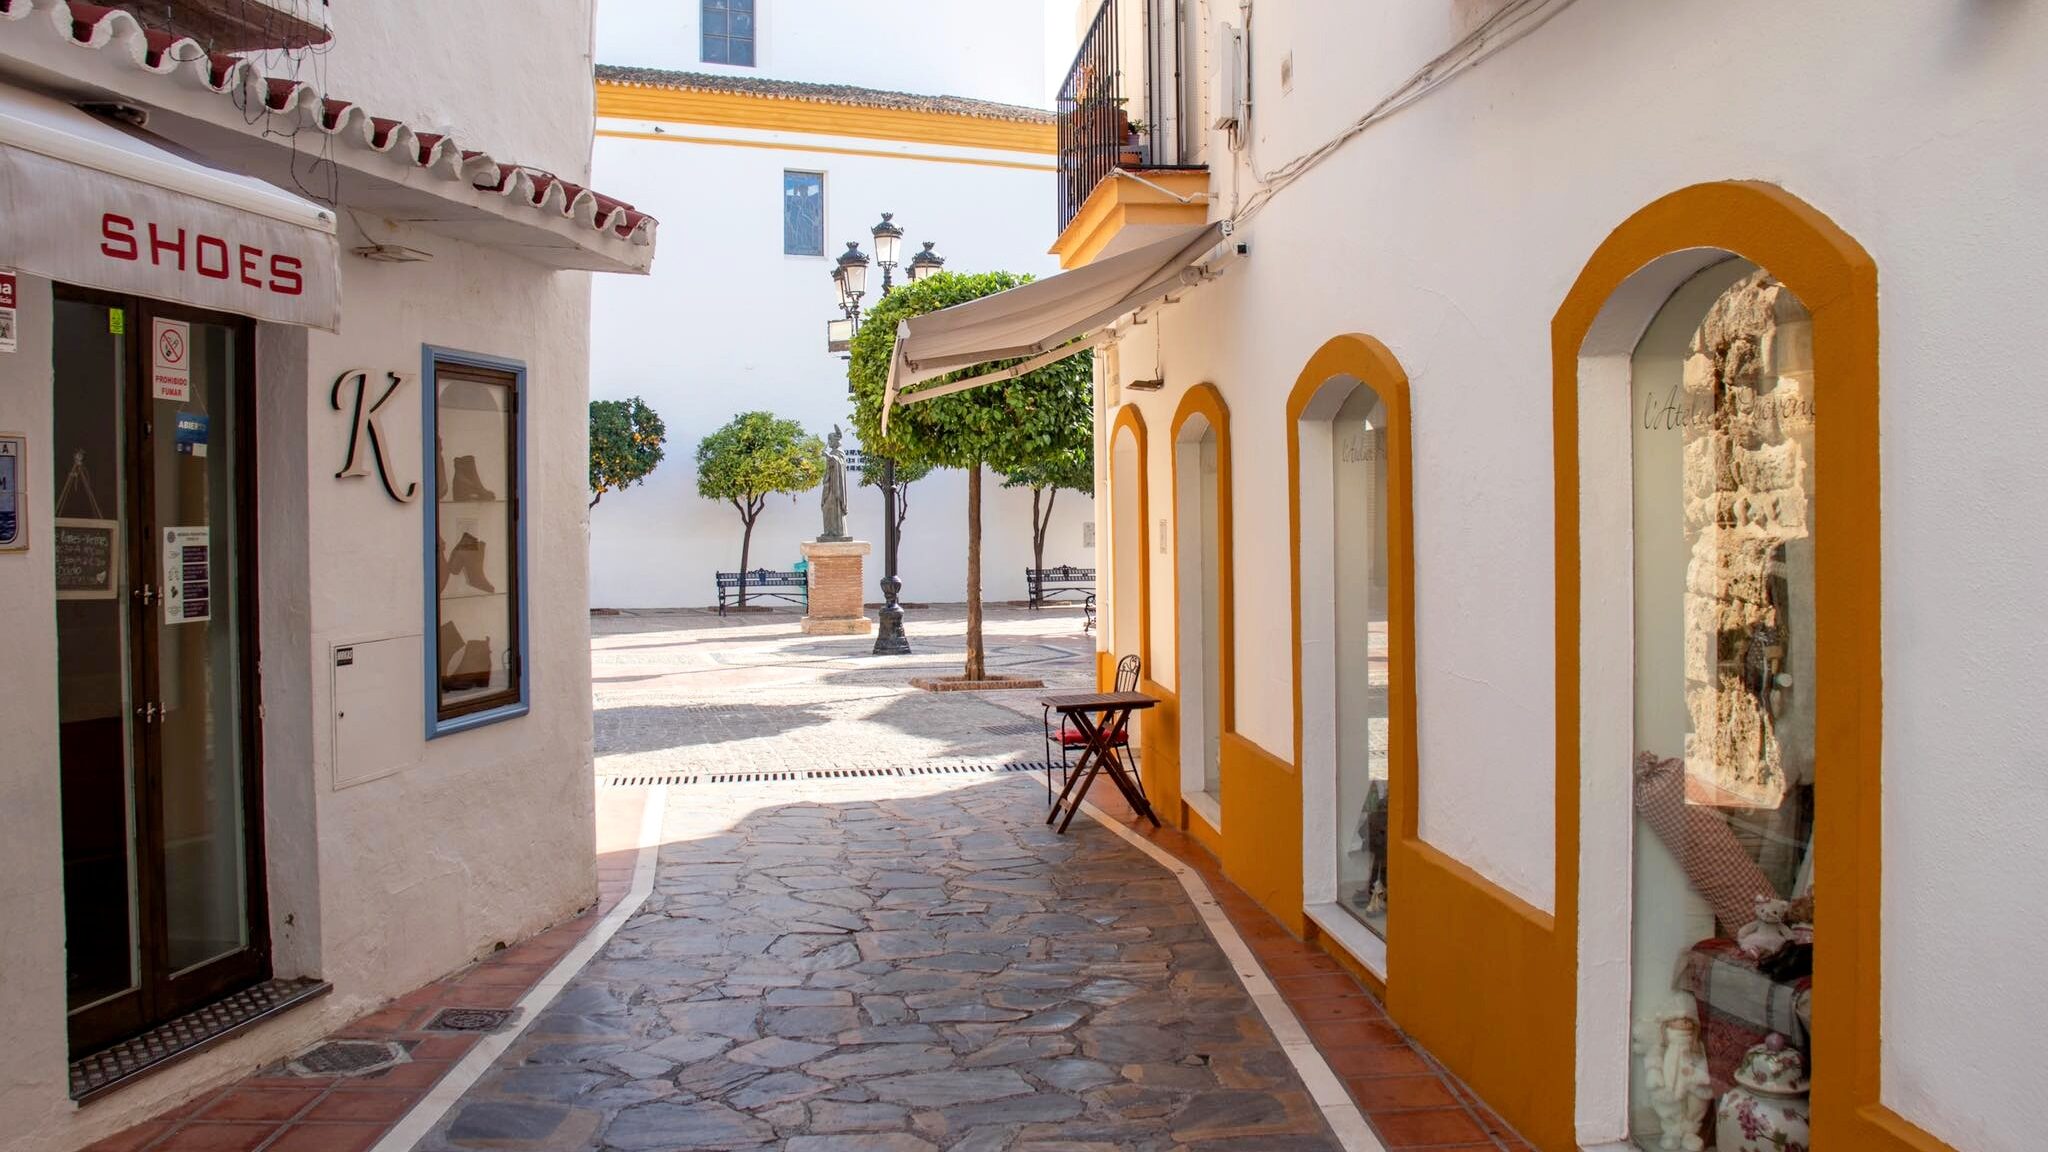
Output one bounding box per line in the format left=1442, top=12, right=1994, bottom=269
left=417, top=770, right=1341, bottom=1151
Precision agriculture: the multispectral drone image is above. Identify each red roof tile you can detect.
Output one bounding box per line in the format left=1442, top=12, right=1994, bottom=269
left=1, top=0, right=657, bottom=250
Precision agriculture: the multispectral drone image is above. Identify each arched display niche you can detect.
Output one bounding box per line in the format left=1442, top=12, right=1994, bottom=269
left=1556, top=181, right=1939, bottom=1151
left=1168, top=383, right=1234, bottom=841
left=1286, top=335, right=1416, bottom=984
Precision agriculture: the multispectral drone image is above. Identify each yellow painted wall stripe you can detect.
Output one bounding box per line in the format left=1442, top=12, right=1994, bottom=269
left=596, top=81, right=1056, bottom=155
left=594, top=128, right=1055, bottom=172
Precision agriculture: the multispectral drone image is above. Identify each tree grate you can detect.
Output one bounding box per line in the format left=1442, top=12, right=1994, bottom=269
left=426, top=1007, right=518, bottom=1032
left=600, top=761, right=1057, bottom=787
left=285, top=1038, right=409, bottom=1077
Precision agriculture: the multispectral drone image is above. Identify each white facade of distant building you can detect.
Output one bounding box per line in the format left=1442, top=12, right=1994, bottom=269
left=587, top=2, right=1096, bottom=609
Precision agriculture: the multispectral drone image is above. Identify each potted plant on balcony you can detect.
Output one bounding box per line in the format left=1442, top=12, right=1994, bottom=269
left=1121, top=119, right=1147, bottom=166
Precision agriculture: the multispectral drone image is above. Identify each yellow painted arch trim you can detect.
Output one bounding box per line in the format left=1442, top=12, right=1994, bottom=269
left=596, top=81, right=1056, bottom=155
left=1109, top=405, right=1154, bottom=676
left=1169, top=384, right=1236, bottom=735
left=1283, top=335, right=1567, bottom=1140
left=1553, top=182, right=1943, bottom=1152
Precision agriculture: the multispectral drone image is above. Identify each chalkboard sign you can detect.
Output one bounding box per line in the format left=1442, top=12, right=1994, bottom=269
left=54, top=517, right=118, bottom=600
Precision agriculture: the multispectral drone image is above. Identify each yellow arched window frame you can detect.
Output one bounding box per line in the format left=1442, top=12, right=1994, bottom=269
left=1553, top=181, right=1942, bottom=1152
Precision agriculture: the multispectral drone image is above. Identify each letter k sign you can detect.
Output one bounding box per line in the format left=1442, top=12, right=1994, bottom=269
left=331, top=369, right=418, bottom=503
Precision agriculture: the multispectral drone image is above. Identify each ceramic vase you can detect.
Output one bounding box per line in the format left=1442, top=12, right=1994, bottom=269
left=1714, top=1033, right=1810, bottom=1152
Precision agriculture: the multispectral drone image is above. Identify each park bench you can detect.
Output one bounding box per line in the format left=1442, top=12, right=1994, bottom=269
left=1026, top=565, right=1096, bottom=632
left=716, top=567, right=808, bottom=616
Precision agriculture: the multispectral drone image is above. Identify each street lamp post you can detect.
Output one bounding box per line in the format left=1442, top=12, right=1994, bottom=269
left=827, top=213, right=943, bottom=657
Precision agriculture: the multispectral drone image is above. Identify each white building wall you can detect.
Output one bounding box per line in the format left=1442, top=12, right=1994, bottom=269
left=308, top=0, right=598, bottom=176
left=596, top=0, right=1045, bottom=109
left=586, top=126, right=1092, bottom=609
left=0, top=2, right=604, bottom=1146
left=1086, top=1, right=2048, bottom=1148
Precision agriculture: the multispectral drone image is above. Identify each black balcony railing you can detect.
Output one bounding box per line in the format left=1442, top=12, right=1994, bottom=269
left=1056, top=0, right=1197, bottom=236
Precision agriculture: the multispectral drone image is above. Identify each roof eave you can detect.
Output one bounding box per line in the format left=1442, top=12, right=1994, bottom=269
left=0, top=3, right=657, bottom=273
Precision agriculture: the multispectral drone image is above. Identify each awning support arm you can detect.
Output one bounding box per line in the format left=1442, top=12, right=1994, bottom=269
left=898, top=339, right=1105, bottom=406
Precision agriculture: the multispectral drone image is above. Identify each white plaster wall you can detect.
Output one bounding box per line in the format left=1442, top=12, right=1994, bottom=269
left=586, top=130, right=1092, bottom=608
left=1088, top=2, right=2048, bottom=1146
left=301, top=221, right=598, bottom=1003
left=0, top=272, right=73, bottom=1148
left=596, top=0, right=1046, bottom=110
left=282, top=0, right=599, bottom=178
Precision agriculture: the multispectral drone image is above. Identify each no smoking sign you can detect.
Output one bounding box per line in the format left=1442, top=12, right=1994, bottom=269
left=151, top=317, right=191, bottom=401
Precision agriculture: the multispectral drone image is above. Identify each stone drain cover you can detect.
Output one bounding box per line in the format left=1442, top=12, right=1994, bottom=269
left=286, top=1038, right=409, bottom=1077
left=427, top=1007, right=518, bottom=1032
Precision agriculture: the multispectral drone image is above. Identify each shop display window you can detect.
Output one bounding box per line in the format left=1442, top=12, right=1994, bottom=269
left=1332, top=383, right=1392, bottom=937
left=1628, top=261, right=1817, bottom=1151
left=424, top=349, right=527, bottom=734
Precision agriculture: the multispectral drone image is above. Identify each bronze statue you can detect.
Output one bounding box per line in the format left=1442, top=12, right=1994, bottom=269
left=818, top=425, right=849, bottom=542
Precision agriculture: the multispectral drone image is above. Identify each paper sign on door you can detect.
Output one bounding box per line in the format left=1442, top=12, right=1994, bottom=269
left=162, top=525, right=210, bottom=624
left=151, top=318, right=191, bottom=401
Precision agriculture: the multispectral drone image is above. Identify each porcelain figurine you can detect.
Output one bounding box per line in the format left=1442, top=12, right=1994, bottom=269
left=1715, top=1033, right=1811, bottom=1152
left=1632, top=995, right=1713, bottom=1151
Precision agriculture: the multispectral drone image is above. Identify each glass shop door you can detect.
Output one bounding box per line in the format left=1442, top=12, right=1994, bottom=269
left=54, top=289, right=266, bottom=1056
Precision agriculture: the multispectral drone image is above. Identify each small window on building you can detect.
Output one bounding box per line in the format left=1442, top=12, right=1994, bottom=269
left=425, top=348, right=528, bottom=736
left=784, top=170, right=824, bottom=256
left=702, top=0, right=756, bottom=66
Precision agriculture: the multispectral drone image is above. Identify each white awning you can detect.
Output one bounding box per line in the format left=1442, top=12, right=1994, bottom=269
left=883, top=222, right=1225, bottom=422
left=0, top=84, right=340, bottom=329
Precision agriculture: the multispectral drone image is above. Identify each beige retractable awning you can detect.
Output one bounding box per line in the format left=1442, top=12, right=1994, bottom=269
left=882, top=222, right=1225, bottom=424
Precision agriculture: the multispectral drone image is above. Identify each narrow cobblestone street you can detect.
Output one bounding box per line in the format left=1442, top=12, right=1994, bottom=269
left=422, top=607, right=1347, bottom=1151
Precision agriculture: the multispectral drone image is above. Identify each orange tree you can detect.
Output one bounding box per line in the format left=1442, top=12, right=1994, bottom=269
left=848, top=271, right=1091, bottom=680
left=695, top=411, right=825, bottom=607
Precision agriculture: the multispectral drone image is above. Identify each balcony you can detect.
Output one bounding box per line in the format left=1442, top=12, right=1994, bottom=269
left=1053, top=0, right=1208, bottom=269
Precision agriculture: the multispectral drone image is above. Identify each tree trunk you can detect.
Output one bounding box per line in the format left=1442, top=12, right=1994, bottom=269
left=965, top=464, right=985, bottom=681
left=737, top=509, right=756, bottom=608
left=1031, top=485, right=1055, bottom=577
left=589, top=490, right=603, bottom=509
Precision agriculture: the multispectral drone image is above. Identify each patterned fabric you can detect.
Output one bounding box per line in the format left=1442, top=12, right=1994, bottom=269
left=1634, top=752, right=1779, bottom=932
left=1679, top=937, right=1813, bottom=1047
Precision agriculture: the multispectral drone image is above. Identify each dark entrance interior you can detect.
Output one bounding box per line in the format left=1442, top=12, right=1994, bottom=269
left=52, top=288, right=268, bottom=1058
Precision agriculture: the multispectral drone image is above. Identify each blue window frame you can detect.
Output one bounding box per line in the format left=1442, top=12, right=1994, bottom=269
left=784, top=170, right=824, bottom=256
left=702, top=0, right=756, bottom=66
left=422, top=346, right=529, bottom=737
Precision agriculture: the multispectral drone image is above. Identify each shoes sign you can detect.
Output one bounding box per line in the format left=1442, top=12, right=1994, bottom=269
left=330, top=368, right=418, bottom=503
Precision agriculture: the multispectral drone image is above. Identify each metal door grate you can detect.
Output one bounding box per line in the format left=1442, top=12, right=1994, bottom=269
left=69, top=977, right=332, bottom=1101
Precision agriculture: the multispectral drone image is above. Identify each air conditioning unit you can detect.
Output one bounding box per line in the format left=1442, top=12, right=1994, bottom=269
left=1209, top=22, right=1244, bottom=132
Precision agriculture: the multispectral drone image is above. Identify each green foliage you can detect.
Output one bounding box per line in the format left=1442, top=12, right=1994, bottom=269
left=847, top=271, right=1093, bottom=478
left=694, top=411, right=825, bottom=516
left=588, top=396, right=666, bottom=507
left=856, top=451, right=934, bottom=489
left=998, top=441, right=1093, bottom=498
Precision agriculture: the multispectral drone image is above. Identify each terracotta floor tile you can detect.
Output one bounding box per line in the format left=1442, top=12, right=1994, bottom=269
left=1341, top=1074, right=1460, bottom=1111
left=82, top=1119, right=173, bottom=1152
left=330, top=1059, right=453, bottom=1092
left=1368, top=1106, right=1489, bottom=1148
left=1324, top=1041, right=1433, bottom=1078
left=154, top=1122, right=276, bottom=1151
left=263, top=1123, right=387, bottom=1152
left=455, top=962, right=549, bottom=987
left=1296, top=1016, right=1404, bottom=1049
left=303, top=1090, right=418, bottom=1124
left=335, top=1004, right=421, bottom=1035
left=1273, top=970, right=1366, bottom=1000
left=1256, top=950, right=1344, bottom=977
left=1288, top=994, right=1388, bottom=1023
left=403, top=1033, right=480, bottom=1061
left=193, top=1087, right=322, bottom=1122
left=428, top=981, right=522, bottom=1008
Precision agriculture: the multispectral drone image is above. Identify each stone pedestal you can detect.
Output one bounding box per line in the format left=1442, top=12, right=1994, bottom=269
left=799, top=539, right=873, bottom=636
